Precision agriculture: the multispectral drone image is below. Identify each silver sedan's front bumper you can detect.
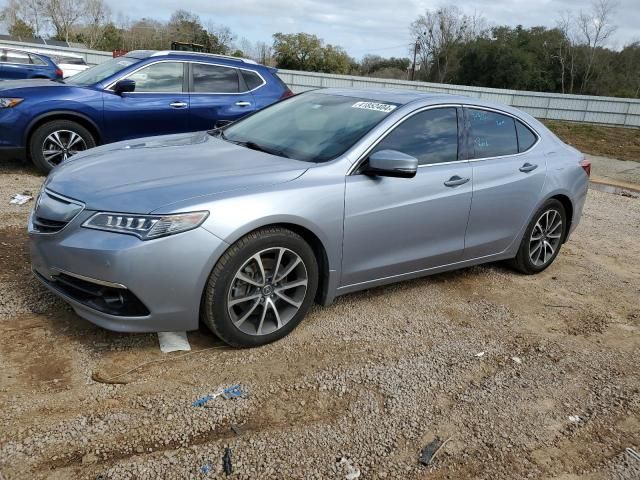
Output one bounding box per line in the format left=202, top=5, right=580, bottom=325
left=29, top=211, right=229, bottom=332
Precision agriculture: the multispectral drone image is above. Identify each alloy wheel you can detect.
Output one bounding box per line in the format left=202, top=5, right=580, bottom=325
left=529, top=208, right=563, bottom=267
left=227, top=247, right=308, bottom=336
left=42, top=130, right=88, bottom=166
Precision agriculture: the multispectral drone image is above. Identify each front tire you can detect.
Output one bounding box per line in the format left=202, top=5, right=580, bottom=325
left=202, top=228, right=319, bottom=347
left=510, top=199, right=567, bottom=274
left=29, top=120, right=95, bottom=173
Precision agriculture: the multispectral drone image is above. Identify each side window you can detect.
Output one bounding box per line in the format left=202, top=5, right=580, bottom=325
left=30, top=54, right=46, bottom=66
left=192, top=64, right=239, bottom=93
left=371, top=107, right=458, bottom=166
left=467, top=108, right=518, bottom=158
left=128, top=62, right=184, bottom=93
left=241, top=70, right=264, bottom=91
left=516, top=120, right=537, bottom=152
left=5, top=50, right=32, bottom=65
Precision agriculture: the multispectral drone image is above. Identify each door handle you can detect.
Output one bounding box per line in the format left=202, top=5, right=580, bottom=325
left=169, top=101, right=188, bottom=108
left=235, top=101, right=251, bottom=107
left=443, top=176, right=470, bottom=187
left=519, top=162, right=538, bottom=173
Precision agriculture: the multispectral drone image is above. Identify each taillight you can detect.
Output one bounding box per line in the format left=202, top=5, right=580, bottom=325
left=579, top=158, right=591, bottom=177
left=55, top=68, right=63, bottom=78
left=280, top=88, right=294, bottom=100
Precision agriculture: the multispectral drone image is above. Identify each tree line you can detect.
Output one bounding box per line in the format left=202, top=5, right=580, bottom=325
left=1, top=0, right=638, bottom=98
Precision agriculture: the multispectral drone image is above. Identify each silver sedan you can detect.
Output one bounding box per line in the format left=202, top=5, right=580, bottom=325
left=29, top=89, right=590, bottom=346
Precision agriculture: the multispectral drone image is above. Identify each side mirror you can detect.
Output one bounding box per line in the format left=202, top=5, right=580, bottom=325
left=364, top=150, right=418, bottom=178
left=113, top=79, right=136, bottom=95
left=214, top=119, right=234, bottom=129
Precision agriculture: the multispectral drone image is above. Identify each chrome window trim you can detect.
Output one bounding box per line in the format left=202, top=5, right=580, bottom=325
left=348, top=103, right=542, bottom=175
left=105, top=59, right=266, bottom=95
left=29, top=189, right=86, bottom=236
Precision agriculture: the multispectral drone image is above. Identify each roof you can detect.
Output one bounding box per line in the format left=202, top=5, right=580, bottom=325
left=315, top=87, right=473, bottom=105
left=313, top=87, right=537, bottom=121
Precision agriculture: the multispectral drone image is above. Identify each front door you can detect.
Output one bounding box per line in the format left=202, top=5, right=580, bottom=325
left=462, top=107, right=547, bottom=259
left=102, top=61, right=191, bottom=143
left=341, top=106, right=472, bottom=287
left=188, top=62, right=256, bottom=131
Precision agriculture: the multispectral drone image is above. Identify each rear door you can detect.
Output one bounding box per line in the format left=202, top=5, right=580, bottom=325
left=188, top=62, right=256, bottom=130
left=102, top=61, right=191, bottom=142
left=462, top=107, right=547, bottom=259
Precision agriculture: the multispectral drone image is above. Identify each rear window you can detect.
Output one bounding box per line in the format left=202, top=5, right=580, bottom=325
left=192, top=64, right=239, bottom=93
left=467, top=108, right=518, bottom=158
left=241, top=70, right=264, bottom=91
left=516, top=120, right=537, bottom=152
left=30, top=54, right=47, bottom=66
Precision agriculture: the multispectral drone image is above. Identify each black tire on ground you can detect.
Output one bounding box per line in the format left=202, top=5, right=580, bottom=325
left=201, top=227, right=319, bottom=347
left=29, top=119, right=96, bottom=174
left=509, top=198, right=567, bottom=275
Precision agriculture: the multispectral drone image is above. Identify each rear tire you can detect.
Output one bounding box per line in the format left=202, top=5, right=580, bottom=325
left=29, top=120, right=95, bottom=173
left=510, top=199, right=567, bottom=274
left=201, top=228, right=318, bottom=347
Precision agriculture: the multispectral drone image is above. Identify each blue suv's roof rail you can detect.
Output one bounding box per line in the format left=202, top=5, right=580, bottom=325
left=150, top=50, right=258, bottom=64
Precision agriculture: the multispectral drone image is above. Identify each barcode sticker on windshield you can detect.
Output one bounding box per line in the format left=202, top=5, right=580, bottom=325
left=351, top=101, right=397, bottom=113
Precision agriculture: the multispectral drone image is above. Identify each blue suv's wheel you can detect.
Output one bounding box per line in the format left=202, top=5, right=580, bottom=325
left=29, top=120, right=96, bottom=173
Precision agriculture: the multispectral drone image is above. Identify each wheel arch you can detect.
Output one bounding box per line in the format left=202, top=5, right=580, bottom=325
left=548, top=193, right=574, bottom=242
left=208, top=221, right=334, bottom=307
left=25, top=111, right=101, bottom=155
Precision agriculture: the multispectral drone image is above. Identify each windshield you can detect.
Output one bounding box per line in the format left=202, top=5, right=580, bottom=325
left=220, top=92, right=400, bottom=163
left=66, top=57, right=137, bottom=86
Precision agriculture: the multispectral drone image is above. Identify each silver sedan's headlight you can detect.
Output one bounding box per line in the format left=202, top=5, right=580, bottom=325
left=83, top=211, right=209, bottom=240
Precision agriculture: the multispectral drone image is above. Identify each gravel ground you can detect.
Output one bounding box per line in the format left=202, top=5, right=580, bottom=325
left=0, top=160, right=638, bottom=479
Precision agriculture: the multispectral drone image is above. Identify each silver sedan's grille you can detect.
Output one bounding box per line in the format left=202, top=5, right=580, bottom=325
left=31, top=189, right=84, bottom=234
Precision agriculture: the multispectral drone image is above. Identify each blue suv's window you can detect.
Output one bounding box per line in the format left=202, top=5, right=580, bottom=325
left=5, top=50, right=31, bottom=64
left=30, top=54, right=46, bottom=66
left=67, top=57, right=137, bottom=86
left=129, top=62, right=184, bottom=93
left=241, top=70, right=263, bottom=91
left=192, top=63, right=239, bottom=93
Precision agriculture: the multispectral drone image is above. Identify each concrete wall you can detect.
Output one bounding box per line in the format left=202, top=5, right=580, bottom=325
left=2, top=39, right=638, bottom=127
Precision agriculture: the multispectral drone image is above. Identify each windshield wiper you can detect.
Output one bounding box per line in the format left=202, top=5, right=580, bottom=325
left=236, top=140, right=290, bottom=159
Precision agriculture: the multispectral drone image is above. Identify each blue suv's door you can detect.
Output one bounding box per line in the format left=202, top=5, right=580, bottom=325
left=102, top=61, right=191, bottom=142
left=187, top=62, right=256, bottom=130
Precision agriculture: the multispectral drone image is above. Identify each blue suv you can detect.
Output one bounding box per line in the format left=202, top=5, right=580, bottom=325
left=0, top=47, right=63, bottom=81
left=0, top=50, right=293, bottom=172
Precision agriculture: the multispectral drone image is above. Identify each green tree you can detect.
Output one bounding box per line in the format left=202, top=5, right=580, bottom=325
left=8, top=18, right=35, bottom=38
left=272, top=32, right=323, bottom=71
left=168, top=10, right=209, bottom=47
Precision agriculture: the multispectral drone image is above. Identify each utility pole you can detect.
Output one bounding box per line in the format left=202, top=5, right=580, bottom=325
left=410, top=31, right=426, bottom=81
left=410, top=42, right=420, bottom=81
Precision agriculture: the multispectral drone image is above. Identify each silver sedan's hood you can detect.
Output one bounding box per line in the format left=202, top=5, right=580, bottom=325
left=45, top=132, right=309, bottom=213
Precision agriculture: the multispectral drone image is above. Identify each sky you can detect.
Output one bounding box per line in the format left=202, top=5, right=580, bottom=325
left=6, top=0, right=640, bottom=57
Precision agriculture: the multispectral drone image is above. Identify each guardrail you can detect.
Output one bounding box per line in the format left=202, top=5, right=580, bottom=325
left=0, top=39, right=112, bottom=66
left=2, top=39, right=638, bottom=127
left=278, top=70, right=640, bottom=127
